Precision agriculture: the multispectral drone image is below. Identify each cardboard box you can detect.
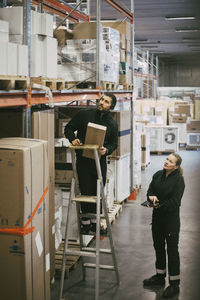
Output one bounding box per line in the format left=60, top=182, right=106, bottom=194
left=0, top=19, right=9, bottom=42
left=0, top=41, right=7, bottom=75
left=83, top=122, right=106, bottom=159
left=17, top=44, right=28, bottom=76
left=187, top=120, right=200, bottom=132
left=111, top=110, right=130, bottom=157
left=31, top=110, right=55, bottom=280
left=171, top=114, right=187, bottom=123
left=174, top=104, right=192, bottom=117
left=0, top=138, right=50, bottom=300
left=55, top=169, right=73, bottom=184
left=194, top=99, right=200, bottom=120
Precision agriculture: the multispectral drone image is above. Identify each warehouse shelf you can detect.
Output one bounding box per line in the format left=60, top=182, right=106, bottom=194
left=0, top=92, right=28, bottom=108
left=32, top=0, right=89, bottom=22
left=0, top=90, right=132, bottom=108
left=105, top=0, right=133, bottom=22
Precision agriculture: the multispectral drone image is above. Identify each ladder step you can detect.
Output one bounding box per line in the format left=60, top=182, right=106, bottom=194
left=80, top=213, right=106, bottom=219
left=73, top=195, right=97, bottom=203
left=83, top=263, right=115, bottom=271
left=66, top=249, right=96, bottom=258
left=82, top=247, right=112, bottom=254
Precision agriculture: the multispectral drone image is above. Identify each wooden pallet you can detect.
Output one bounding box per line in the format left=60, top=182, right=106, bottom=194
left=123, top=83, right=134, bottom=90
left=31, top=77, right=65, bottom=90
left=100, top=81, right=117, bottom=90
left=55, top=241, right=80, bottom=279
left=0, top=75, right=28, bottom=90
left=66, top=81, right=96, bottom=90
left=101, top=203, right=122, bottom=228
left=186, top=145, right=200, bottom=151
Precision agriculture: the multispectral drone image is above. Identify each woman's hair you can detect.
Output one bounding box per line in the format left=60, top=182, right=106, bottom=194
left=171, top=152, right=183, bottom=176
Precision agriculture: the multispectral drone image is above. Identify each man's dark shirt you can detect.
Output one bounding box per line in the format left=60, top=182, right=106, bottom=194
left=64, top=108, right=118, bottom=156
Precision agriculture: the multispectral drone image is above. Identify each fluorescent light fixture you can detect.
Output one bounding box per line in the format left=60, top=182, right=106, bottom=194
left=165, top=16, right=195, bottom=20
left=183, top=37, right=200, bottom=41
left=150, top=51, right=165, bottom=54
left=135, top=40, right=148, bottom=43
left=176, top=28, right=200, bottom=32
left=188, top=45, right=200, bottom=48
left=140, top=45, right=158, bottom=48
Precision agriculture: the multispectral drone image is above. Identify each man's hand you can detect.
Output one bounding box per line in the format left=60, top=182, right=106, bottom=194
left=148, top=196, right=159, bottom=207
left=72, top=139, right=83, bottom=146
left=98, top=146, right=107, bottom=156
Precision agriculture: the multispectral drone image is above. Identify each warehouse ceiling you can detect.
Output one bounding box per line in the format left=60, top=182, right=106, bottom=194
left=4, top=0, right=200, bottom=63
left=64, top=0, right=200, bottom=63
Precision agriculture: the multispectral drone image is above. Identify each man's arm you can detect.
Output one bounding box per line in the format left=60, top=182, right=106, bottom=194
left=104, top=122, right=118, bottom=155
left=64, top=111, right=81, bottom=143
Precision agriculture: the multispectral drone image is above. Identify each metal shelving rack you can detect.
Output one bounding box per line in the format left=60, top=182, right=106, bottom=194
left=0, top=0, right=136, bottom=192
left=134, top=47, right=159, bottom=99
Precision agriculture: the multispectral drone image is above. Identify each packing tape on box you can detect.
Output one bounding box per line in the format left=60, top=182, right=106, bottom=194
left=0, top=186, right=49, bottom=236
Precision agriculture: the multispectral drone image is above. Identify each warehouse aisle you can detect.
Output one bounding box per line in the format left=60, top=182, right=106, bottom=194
left=51, top=150, right=200, bottom=300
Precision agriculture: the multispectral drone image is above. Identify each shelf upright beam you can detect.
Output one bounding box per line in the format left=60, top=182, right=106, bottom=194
left=96, top=0, right=101, bottom=89
left=23, top=0, right=31, bottom=138
left=87, top=0, right=91, bottom=19
left=146, top=50, right=149, bottom=98
left=130, top=0, right=135, bottom=193
left=156, top=55, right=159, bottom=98
left=150, top=53, right=154, bottom=98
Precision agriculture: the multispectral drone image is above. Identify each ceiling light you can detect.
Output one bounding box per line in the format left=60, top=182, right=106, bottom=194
left=188, top=45, right=200, bottom=48
left=135, top=39, right=148, bottom=43
left=165, top=16, right=195, bottom=20
left=140, top=45, right=158, bottom=48
left=183, top=37, right=200, bottom=41
left=176, top=28, right=200, bottom=32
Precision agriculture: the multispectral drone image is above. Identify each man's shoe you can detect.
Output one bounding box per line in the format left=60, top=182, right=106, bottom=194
left=90, top=223, right=107, bottom=236
left=143, top=274, right=165, bottom=287
left=162, top=285, right=179, bottom=298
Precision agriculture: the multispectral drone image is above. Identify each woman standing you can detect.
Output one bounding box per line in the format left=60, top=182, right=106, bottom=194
left=143, top=153, right=185, bottom=298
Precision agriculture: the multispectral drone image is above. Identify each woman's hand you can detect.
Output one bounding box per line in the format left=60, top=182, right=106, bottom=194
left=149, top=196, right=159, bottom=207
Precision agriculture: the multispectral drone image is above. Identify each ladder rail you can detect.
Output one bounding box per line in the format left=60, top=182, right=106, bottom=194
left=58, top=178, right=75, bottom=300
left=94, top=149, right=120, bottom=285
left=58, top=145, right=120, bottom=300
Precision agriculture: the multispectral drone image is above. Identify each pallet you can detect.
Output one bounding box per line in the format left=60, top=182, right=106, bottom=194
left=66, top=81, right=96, bottom=90
left=101, top=203, right=122, bottom=228
left=0, top=75, right=28, bottom=90
left=31, top=77, right=65, bottom=90
left=55, top=241, right=80, bottom=279
left=100, top=81, right=117, bottom=90
left=186, top=145, right=200, bottom=151
left=123, top=83, right=134, bottom=90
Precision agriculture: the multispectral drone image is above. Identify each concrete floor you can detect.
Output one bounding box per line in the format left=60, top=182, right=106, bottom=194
left=51, top=150, right=200, bottom=300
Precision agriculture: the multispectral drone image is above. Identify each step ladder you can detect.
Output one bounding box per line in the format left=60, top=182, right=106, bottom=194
left=58, top=145, right=120, bottom=300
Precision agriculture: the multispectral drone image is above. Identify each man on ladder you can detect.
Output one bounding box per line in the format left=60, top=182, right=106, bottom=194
left=64, top=93, right=118, bottom=235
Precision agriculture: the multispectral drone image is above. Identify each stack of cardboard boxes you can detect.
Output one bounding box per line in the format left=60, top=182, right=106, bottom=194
left=0, top=138, right=50, bottom=300
left=0, top=7, right=57, bottom=78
